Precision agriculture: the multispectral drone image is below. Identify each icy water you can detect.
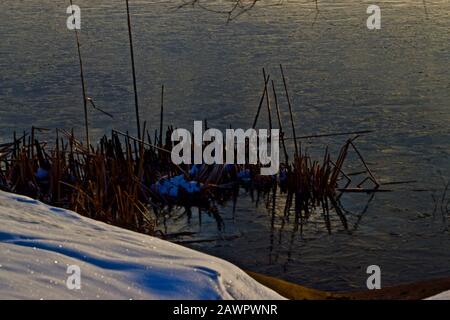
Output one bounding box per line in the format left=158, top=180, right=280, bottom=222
left=1, top=0, right=449, bottom=291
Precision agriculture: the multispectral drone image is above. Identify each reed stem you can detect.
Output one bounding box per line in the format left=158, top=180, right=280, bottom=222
left=159, top=85, right=164, bottom=147
left=252, top=72, right=271, bottom=129
left=271, top=80, right=289, bottom=165
left=126, top=0, right=142, bottom=140
left=69, top=0, right=90, bottom=147
left=279, top=64, right=298, bottom=157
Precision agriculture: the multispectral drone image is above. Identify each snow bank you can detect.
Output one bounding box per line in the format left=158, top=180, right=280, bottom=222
left=0, top=190, right=284, bottom=300
left=426, top=291, right=450, bottom=300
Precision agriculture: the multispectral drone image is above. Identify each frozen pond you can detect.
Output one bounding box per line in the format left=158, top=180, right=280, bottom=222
left=1, top=0, right=449, bottom=290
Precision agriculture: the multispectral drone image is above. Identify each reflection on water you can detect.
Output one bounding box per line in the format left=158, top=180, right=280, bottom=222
left=0, top=0, right=449, bottom=290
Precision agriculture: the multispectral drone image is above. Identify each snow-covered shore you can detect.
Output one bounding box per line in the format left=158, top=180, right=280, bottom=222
left=426, top=291, right=450, bottom=300
left=0, top=190, right=284, bottom=300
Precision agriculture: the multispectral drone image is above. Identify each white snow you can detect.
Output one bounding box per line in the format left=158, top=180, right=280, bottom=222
left=426, top=291, right=450, bottom=300
left=0, top=190, right=284, bottom=300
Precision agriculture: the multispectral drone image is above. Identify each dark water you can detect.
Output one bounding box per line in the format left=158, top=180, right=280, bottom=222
left=1, top=0, right=449, bottom=291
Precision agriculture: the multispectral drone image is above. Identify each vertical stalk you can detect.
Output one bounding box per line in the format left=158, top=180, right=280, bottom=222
left=69, top=0, right=89, bottom=147
left=126, top=0, right=141, bottom=140
left=159, top=85, right=164, bottom=147
left=252, top=71, right=271, bottom=129
left=263, top=68, right=273, bottom=132
left=271, top=80, right=289, bottom=165
left=280, top=64, right=298, bottom=157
